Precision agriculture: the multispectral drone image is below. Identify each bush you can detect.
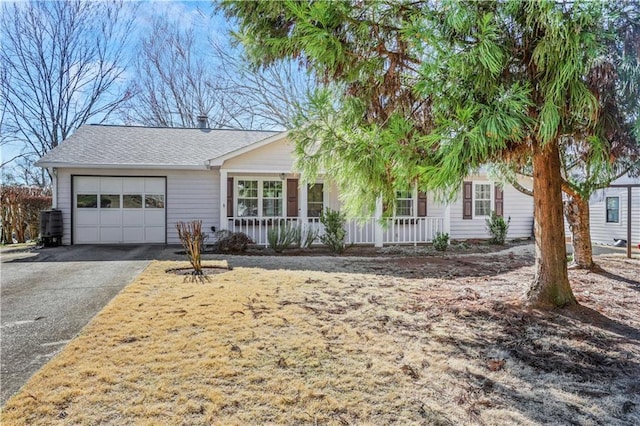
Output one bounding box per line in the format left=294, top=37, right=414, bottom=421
left=319, top=208, right=347, bottom=254
left=214, top=230, right=253, bottom=253
left=433, top=232, right=449, bottom=251
left=268, top=222, right=300, bottom=253
left=176, top=220, right=205, bottom=274
left=486, top=211, right=511, bottom=245
left=0, top=185, right=51, bottom=244
left=299, top=226, right=319, bottom=249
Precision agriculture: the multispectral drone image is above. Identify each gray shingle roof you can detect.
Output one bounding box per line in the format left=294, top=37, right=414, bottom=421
left=36, top=125, right=282, bottom=169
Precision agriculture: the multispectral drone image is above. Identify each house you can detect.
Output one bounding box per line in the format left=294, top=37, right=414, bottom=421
left=36, top=124, right=536, bottom=246
left=582, top=175, right=640, bottom=247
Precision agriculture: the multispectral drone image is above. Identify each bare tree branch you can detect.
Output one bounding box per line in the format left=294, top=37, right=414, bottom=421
left=0, top=0, right=135, bottom=186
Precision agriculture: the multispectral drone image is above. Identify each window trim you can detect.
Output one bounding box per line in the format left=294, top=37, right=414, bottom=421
left=394, top=188, right=416, bottom=217
left=605, top=196, right=620, bottom=224
left=473, top=182, right=493, bottom=218
left=234, top=177, right=286, bottom=218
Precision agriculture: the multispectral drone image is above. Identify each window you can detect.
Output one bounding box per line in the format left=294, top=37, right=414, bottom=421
left=100, top=194, right=120, bottom=208
left=307, top=183, right=324, bottom=217
left=237, top=180, right=258, bottom=217
left=395, top=190, right=414, bottom=216
left=262, top=180, right=283, bottom=216
left=474, top=184, right=492, bottom=217
left=606, top=197, right=619, bottom=223
left=123, top=194, right=142, bottom=208
left=145, top=194, right=165, bottom=208
left=77, top=194, right=97, bottom=208
left=236, top=179, right=283, bottom=217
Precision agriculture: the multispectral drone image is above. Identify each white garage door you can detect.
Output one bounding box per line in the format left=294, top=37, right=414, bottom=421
left=74, top=176, right=166, bottom=244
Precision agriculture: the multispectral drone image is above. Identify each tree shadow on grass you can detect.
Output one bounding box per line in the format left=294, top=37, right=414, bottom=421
left=594, top=269, right=640, bottom=292
left=423, top=301, right=640, bottom=425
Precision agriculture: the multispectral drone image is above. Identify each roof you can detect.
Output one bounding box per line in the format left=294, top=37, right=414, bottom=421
left=36, top=125, right=284, bottom=170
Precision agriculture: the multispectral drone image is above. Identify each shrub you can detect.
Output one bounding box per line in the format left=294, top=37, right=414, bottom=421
left=0, top=185, right=51, bottom=244
left=433, top=232, right=449, bottom=251
left=299, top=226, right=319, bottom=249
left=486, top=211, right=511, bottom=245
left=176, top=220, right=205, bottom=274
left=214, top=230, right=253, bottom=253
left=268, top=222, right=300, bottom=253
left=319, top=208, right=347, bottom=254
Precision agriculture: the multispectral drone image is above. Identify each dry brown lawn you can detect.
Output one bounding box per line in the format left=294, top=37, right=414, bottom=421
left=2, top=250, right=639, bottom=425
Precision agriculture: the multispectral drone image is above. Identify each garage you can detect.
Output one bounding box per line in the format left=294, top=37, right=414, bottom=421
left=73, top=176, right=166, bottom=244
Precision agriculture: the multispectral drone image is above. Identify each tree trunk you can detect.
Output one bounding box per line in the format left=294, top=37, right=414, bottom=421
left=564, top=195, right=595, bottom=269
left=526, top=142, right=577, bottom=308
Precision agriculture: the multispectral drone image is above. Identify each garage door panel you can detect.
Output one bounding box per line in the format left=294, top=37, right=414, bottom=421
left=123, top=179, right=144, bottom=193
left=100, top=227, right=122, bottom=242
left=123, top=227, right=144, bottom=243
left=76, top=210, right=99, bottom=226
left=100, top=178, right=123, bottom=193
left=75, top=227, right=99, bottom=244
left=76, top=177, right=100, bottom=192
left=100, top=210, right=121, bottom=226
left=144, top=227, right=165, bottom=242
left=144, top=210, right=165, bottom=226
left=123, top=210, right=144, bottom=226
left=74, top=176, right=166, bottom=244
left=145, top=178, right=165, bottom=193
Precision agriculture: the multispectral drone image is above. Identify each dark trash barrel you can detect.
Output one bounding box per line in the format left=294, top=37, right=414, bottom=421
left=40, top=209, right=62, bottom=246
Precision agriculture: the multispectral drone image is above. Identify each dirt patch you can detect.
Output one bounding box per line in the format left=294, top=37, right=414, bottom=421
left=2, top=252, right=638, bottom=425
left=167, top=266, right=231, bottom=276
left=201, top=238, right=534, bottom=257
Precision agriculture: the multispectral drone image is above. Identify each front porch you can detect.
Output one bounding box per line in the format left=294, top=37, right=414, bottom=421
left=226, top=216, right=446, bottom=247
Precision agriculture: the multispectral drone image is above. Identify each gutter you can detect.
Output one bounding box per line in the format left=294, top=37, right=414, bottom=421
left=34, top=162, right=210, bottom=171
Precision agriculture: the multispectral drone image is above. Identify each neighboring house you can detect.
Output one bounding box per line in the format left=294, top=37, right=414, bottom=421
left=580, top=175, right=640, bottom=247
left=36, top=124, right=535, bottom=246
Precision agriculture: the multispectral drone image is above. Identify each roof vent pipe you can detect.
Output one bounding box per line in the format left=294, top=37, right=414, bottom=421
left=197, top=114, right=208, bottom=129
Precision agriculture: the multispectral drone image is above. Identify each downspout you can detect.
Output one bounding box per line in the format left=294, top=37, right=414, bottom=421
left=49, top=167, right=58, bottom=209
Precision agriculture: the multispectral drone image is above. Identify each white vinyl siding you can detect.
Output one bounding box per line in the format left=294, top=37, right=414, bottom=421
left=223, top=137, right=295, bottom=172
left=587, top=187, right=639, bottom=246
left=449, top=177, right=534, bottom=240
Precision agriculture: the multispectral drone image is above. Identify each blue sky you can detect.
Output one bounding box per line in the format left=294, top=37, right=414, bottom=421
left=1, top=0, right=236, bottom=180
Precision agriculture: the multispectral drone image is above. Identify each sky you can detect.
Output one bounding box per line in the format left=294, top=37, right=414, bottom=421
left=0, top=0, right=236, bottom=182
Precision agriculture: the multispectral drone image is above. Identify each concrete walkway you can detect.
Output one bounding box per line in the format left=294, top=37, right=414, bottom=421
left=0, top=245, right=167, bottom=405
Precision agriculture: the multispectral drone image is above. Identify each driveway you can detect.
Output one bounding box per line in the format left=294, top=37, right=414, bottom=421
left=0, top=244, right=171, bottom=405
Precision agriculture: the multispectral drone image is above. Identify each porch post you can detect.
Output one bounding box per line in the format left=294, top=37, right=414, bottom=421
left=299, top=181, right=307, bottom=225
left=444, top=203, right=451, bottom=236
left=374, top=196, right=384, bottom=247
left=220, top=169, right=228, bottom=230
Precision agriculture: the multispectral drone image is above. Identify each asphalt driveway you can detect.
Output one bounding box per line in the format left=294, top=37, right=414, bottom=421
left=0, top=244, right=171, bottom=405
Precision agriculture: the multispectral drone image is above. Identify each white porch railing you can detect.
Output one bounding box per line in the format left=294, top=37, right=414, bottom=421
left=226, top=216, right=445, bottom=247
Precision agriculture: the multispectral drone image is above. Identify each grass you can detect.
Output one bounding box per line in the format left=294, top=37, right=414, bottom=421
left=2, top=255, right=639, bottom=425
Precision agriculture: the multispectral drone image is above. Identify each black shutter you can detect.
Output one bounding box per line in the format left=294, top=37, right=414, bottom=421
left=287, top=179, right=298, bottom=217
left=417, top=191, right=428, bottom=217
left=227, top=177, right=234, bottom=217
left=494, top=186, right=504, bottom=217
left=463, top=181, right=472, bottom=219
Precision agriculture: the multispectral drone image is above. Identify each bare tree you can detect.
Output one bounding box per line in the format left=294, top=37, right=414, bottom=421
left=121, top=16, right=241, bottom=128
left=0, top=0, right=135, bottom=185
left=210, top=40, right=315, bottom=130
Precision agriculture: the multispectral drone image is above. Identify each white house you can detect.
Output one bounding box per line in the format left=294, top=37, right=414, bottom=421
left=583, top=175, right=640, bottom=247
left=36, top=124, right=536, bottom=246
